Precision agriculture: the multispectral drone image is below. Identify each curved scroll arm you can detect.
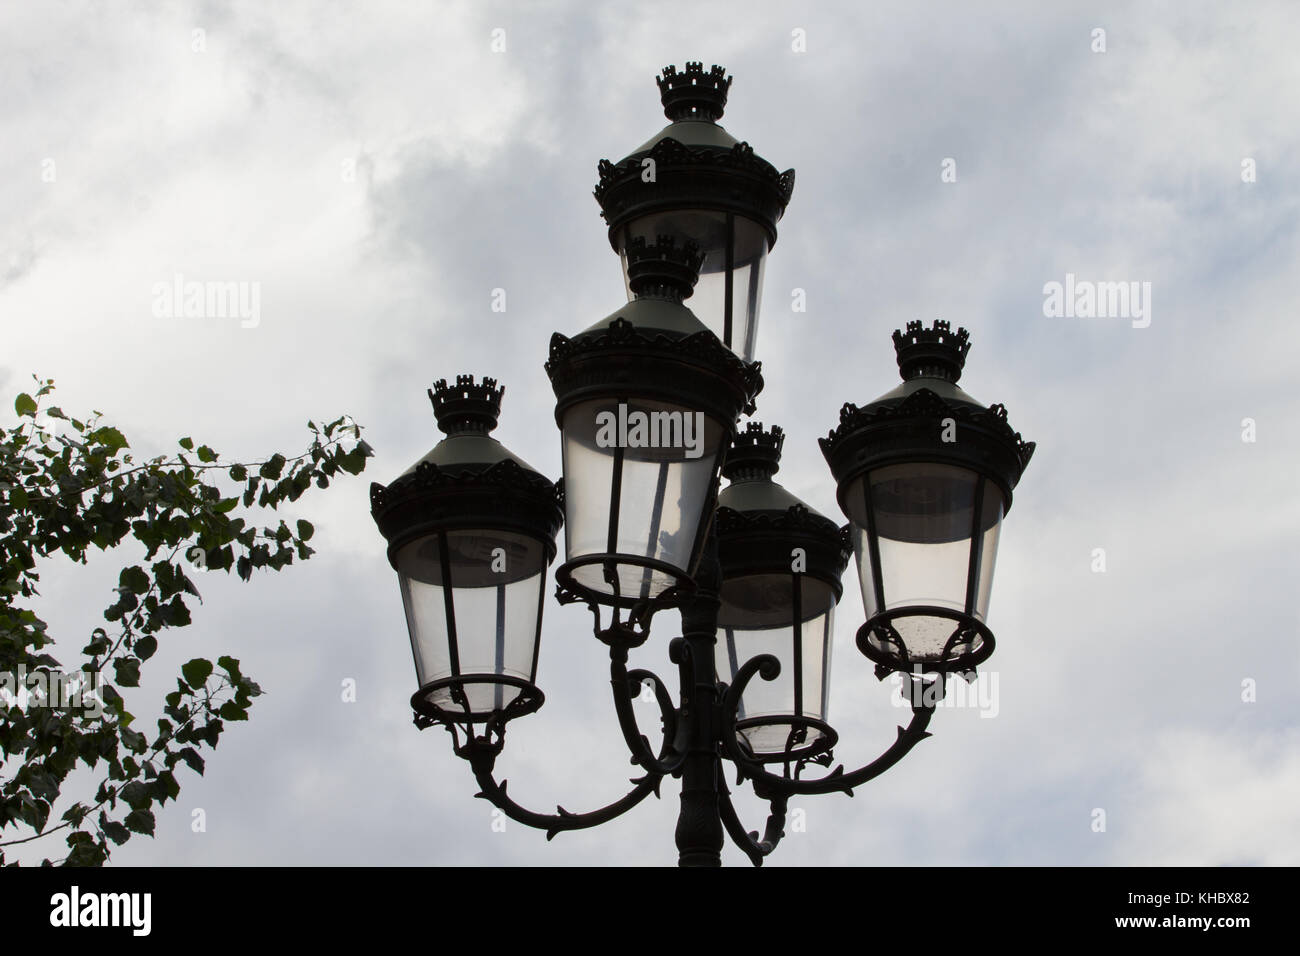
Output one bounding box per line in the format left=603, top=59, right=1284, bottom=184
left=607, top=638, right=692, bottom=777
left=720, top=654, right=935, bottom=798
left=718, top=768, right=788, bottom=867
left=463, top=740, right=661, bottom=842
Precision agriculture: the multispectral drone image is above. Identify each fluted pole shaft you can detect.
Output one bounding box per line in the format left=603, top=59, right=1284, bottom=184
left=675, top=532, right=723, bottom=867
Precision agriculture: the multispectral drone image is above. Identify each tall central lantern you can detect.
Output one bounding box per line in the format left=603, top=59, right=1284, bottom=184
left=594, top=62, right=795, bottom=363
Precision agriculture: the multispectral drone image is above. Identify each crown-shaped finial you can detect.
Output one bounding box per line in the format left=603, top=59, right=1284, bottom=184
left=891, top=320, right=971, bottom=383
left=428, top=374, right=504, bottom=435
left=722, top=422, right=784, bottom=481
left=657, top=62, right=732, bottom=122
left=626, top=235, right=703, bottom=301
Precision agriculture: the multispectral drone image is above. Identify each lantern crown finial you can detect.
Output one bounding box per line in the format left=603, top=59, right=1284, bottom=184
left=657, top=62, right=732, bottom=122
left=626, top=234, right=702, bottom=301
left=428, top=374, right=503, bottom=435
left=722, top=422, right=783, bottom=481
left=892, top=320, right=971, bottom=383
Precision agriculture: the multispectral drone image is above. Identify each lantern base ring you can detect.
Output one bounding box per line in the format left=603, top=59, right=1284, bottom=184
left=855, top=606, right=996, bottom=676
left=410, top=674, right=544, bottom=727
left=733, top=715, right=838, bottom=765
left=555, top=554, right=695, bottom=612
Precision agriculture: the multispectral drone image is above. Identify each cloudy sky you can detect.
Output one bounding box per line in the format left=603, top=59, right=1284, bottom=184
left=3, top=0, right=1298, bottom=866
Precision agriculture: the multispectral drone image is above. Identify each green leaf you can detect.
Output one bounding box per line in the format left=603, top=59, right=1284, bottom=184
left=180, top=658, right=213, bottom=689
left=161, top=595, right=191, bottom=626
left=28, top=769, right=60, bottom=800
left=155, top=769, right=180, bottom=801
left=217, top=655, right=242, bottom=681
left=174, top=747, right=205, bottom=775
left=338, top=447, right=367, bottom=475
left=229, top=463, right=248, bottom=481
left=135, top=635, right=158, bottom=661
left=119, top=564, right=150, bottom=595
left=218, top=701, right=248, bottom=721
left=119, top=781, right=151, bottom=810
left=14, top=393, right=37, bottom=416
left=259, top=454, right=286, bottom=480
left=82, top=627, right=111, bottom=656
left=113, top=657, right=141, bottom=687
left=87, top=425, right=128, bottom=453
left=197, top=445, right=217, bottom=463
left=296, top=519, right=314, bottom=542
left=123, top=808, right=155, bottom=835
left=102, top=820, right=131, bottom=845
left=18, top=794, right=50, bottom=831
left=178, top=437, right=194, bottom=450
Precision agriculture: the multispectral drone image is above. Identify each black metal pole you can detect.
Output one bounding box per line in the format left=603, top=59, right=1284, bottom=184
left=675, top=532, right=724, bottom=867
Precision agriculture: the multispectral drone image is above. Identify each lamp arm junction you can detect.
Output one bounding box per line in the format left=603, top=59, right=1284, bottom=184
left=719, top=654, right=936, bottom=798
left=448, top=627, right=697, bottom=840
left=609, top=640, right=692, bottom=777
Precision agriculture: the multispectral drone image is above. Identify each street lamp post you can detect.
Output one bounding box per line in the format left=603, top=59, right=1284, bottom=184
left=370, top=63, right=1035, bottom=867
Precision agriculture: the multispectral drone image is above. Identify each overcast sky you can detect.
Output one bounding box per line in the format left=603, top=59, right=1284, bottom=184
left=3, top=0, right=1298, bottom=866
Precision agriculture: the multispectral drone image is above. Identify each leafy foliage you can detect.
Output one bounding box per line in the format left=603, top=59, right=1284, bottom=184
left=0, top=376, right=370, bottom=865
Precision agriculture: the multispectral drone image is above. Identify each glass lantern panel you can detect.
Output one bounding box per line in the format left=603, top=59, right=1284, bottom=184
left=561, top=398, right=726, bottom=602
left=618, top=212, right=769, bottom=362
left=719, top=574, right=836, bottom=755
left=396, top=530, right=545, bottom=713
left=971, top=485, right=1004, bottom=621
left=846, top=464, right=1004, bottom=661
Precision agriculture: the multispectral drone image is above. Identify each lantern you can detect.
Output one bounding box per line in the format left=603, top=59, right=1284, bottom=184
left=820, top=322, right=1035, bottom=674
left=370, top=376, right=563, bottom=724
left=594, top=62, right=794, bottom=362
left=715, top=423, right=850, bottom=763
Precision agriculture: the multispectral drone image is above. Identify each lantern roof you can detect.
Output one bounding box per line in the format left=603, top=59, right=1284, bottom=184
left=820, top=322, right=1035, bottom=510
left=717, top=423, right=850, bottom=592
left=547, top=237, right=763, bottom=422
left=370, top=376, right=563, bottom=567
left=594, top=63, right=795, bottom=250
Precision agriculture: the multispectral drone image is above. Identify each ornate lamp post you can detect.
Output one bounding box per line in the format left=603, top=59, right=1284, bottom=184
left=370, top=64, right=1035, bottom=866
